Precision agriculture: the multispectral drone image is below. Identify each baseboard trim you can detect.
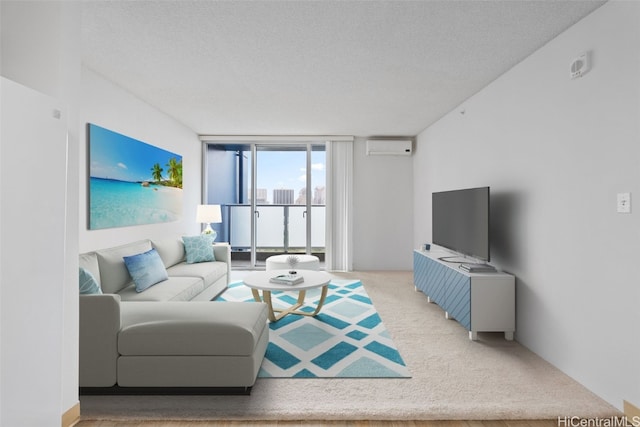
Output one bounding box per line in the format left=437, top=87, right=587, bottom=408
left=79, top=386, right=252, bottom=396
left=624, top=400, right=640, bottom=419
left=61, top=402, right=80, bottom=427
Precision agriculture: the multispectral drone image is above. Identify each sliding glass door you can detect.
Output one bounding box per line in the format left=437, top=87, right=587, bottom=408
left=204, top=141, right=325, bottom=269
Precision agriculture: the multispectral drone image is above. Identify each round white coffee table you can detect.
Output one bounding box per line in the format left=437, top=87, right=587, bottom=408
left=243, top=269, right=331, bottom=322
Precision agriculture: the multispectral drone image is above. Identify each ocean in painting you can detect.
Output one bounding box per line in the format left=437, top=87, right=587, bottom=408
left=89, top=177, right=182, bottom=229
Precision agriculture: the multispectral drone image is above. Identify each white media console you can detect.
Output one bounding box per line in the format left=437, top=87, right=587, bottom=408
left=413, top=249, right=515, bottom=341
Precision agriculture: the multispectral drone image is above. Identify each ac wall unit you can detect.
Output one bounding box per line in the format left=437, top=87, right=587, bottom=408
left=366, top=139, right=413, bottom=156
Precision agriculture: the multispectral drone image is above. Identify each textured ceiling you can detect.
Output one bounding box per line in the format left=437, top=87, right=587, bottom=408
left=81, top=0, right=606, bottom=137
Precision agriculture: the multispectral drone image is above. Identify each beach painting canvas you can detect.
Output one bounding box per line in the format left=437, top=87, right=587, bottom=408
left=88, top=123, right=183, bottom=229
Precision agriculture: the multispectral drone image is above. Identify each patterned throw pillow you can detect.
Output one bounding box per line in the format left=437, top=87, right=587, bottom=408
left=123, top=248, right=169, bottom=292
left=79, top=267, right=102, bottom=295
left=182, top=235, right=216, bottom=264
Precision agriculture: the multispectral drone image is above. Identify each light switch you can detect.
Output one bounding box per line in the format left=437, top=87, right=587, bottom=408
left=617, top=193, right=631, bottom=213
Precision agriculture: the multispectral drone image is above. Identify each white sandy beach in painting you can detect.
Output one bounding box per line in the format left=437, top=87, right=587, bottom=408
left=89, top=178, right=182, bottom=229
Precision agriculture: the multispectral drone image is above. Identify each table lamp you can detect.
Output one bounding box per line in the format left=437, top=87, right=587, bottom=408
left=196, top=204, right=222, bottom=240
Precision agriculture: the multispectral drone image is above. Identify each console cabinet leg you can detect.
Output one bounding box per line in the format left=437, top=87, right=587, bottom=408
left=469, top=331, right=478, bottom=341
left=505, top=331, right=514, bottom=341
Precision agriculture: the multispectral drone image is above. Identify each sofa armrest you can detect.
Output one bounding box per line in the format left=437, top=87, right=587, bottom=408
left=79, top=294, right=121, bottom=387
left=213, top=244, right=231, bottom=283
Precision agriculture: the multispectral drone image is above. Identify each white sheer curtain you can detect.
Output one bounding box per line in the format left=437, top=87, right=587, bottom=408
left=325, top=138, right=354, bottom=271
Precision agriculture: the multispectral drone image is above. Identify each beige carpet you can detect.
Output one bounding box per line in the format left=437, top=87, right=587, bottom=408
left=80, top=271, right=620, bottom=421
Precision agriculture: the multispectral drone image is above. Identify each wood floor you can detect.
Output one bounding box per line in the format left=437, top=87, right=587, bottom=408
left=76, top=420, right=558, bottom=427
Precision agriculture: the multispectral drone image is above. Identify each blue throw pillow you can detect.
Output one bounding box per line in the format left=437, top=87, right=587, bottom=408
left=182, top=235, right=216, bottom=264
left=123, top=248, right=169, bottom=292
left=79, top=267, right=102, bottom=295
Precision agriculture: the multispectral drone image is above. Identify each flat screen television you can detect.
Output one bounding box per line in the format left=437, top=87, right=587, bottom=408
left=432, top=186, right=490, bottom=262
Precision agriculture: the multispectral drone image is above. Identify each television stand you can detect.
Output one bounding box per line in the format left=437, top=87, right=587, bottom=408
left=413, top=250, right=515, bottom=341
left=438, top=255, right=470, bottom=263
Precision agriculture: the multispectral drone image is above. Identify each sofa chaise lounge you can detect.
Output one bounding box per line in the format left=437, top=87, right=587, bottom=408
left=78, top=237, right=268, bottom=394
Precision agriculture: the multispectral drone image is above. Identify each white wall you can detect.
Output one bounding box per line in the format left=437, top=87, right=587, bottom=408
left=1, top=1, right=81, bottom=424
left=353, top=137, right=414, bottom=270
left=413, top=0, right=639, bottom=410
left=80, top=68, right=202, bottom=252
left=1, top=5, right=203, bottom=424
left=1, top=77, right=68, bottom=427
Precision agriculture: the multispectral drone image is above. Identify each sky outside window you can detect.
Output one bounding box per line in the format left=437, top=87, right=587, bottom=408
left=255, top=149, right=325, bottom=204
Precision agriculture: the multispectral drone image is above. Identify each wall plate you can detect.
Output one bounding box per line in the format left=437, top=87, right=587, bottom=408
left=617, top=192, right=631, bottom=213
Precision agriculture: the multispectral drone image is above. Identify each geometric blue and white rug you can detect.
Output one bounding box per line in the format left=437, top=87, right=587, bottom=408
left=216, top=279, right=411, bottom=378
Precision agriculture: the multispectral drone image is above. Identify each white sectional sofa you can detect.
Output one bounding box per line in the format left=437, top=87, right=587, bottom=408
left=79, top=237, right=230, bottom=302
left=78, top=237, right=268, bottom=394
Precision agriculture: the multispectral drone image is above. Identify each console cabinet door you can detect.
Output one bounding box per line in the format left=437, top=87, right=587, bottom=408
left=443, top=275, right=471, bottom=330
left=413, top=251, right=429, bottom=293
left=413, top=251, right=450, bottom=306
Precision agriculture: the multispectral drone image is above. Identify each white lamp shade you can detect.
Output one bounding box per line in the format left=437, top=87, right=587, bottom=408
left=196, top=204, right=222, bottom=223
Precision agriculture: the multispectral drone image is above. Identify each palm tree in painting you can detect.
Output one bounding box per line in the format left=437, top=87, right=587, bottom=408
left=175, top=160, right=182, bottom=187
left=166, top=157, right=183, bottom=188
left=151, top=163, right=163, bottom=183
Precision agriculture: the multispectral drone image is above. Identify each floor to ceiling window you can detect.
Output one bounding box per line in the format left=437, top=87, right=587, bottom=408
left=203, top=141, right=326, bottom=269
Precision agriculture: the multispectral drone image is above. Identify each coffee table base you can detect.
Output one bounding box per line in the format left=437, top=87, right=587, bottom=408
left=251, top=286, right=329, bottom=322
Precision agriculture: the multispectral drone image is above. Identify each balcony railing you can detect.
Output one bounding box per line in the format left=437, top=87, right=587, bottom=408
left=218, top=204, right=325, bottom=266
